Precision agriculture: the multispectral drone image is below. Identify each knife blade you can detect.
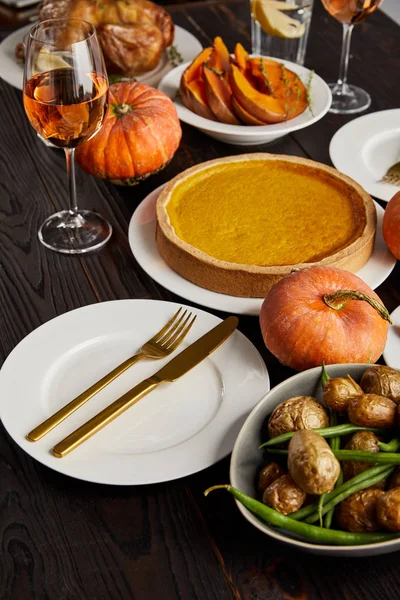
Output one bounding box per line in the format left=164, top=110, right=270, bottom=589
left=52, top=315, right=238, bottom=458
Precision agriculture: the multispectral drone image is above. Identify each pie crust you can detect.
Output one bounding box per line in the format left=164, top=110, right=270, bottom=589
left=155, top=153, right=377, bottom=298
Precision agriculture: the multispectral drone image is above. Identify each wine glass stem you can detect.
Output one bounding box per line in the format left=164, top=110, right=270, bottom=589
left=336, top=23, right=354, bottom=94
left=65, top=148, right=78, bottom=214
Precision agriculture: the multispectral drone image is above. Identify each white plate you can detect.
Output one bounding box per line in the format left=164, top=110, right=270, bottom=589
left=128, top=185, right=396, bottom=316
left=0, top=300, right=269, bottom=485
left=0, top=24, right=202, bottom=90
left=158, top=60, right=331, bottom=146
left=329, top=109, right=400, bottom=202
left=383, top=305, right=400, bottom=369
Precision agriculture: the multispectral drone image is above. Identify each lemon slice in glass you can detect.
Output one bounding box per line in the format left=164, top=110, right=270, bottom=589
left=252, top=0, right=306, bottom=39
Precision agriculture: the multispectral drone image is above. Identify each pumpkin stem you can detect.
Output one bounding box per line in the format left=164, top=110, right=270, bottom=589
left=113, top=103, right=132, bottom=117
left=323, top=290, right=393, bottom=324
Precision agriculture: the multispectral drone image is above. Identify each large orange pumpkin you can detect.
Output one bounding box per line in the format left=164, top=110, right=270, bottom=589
left=75, top=81, right=182, bottom=185
left=260, top=266, right=391, bottom=371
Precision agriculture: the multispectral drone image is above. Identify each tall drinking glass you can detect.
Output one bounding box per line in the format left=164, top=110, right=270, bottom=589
left=320, top=0, right=384, bottom=114
left=23, top=18, right=111, bottom=254
left=251, top=0, right=314, bottom=66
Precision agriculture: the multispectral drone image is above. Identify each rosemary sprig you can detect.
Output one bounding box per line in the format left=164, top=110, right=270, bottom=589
left=280, top=63, right=290, bottom=116
left=168, top=44, right=184, bottom=68
left=260, top=58, right=273, bottom=95
left=206, top=65, right=224, bottom=79
left=291, top=74, right=302, bottom=116
left=306, top=69, right=315, bottom=116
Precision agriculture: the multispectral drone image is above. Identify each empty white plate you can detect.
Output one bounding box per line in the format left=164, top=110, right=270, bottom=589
left=330, top=109, right=400, bottom=202
left=383, top=305, right=400, bottom=369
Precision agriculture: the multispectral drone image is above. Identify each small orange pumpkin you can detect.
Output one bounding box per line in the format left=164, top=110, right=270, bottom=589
left=75, top=82, right=182, bottom=185
left=383, top=191, right=400, bottom=260
left=260, top=266, right=392, bottom=371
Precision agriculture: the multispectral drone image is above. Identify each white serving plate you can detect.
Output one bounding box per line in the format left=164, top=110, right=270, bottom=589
left=128, top=185, right=396, bottom=316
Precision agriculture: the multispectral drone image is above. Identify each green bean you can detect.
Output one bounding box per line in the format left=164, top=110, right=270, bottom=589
left=324, top=470, right=343, bottom=529
left=324, top=409, right=341, bottom=529
left=334, top=450, right=400, bottom=464
left=290, top=465, right=393, bottom=521
left=378, top=439, right=400, bottom=453
left=304, top=466, right=394, bottom=524
left=320, top=409, right=338, bottom=529
left=204, top=485, right=398, bottom=546
left=317, top=493, right=326, bottom=527
left=267, top=448, right=400, bottom=465
left=260, top=425, right=388, bottom=448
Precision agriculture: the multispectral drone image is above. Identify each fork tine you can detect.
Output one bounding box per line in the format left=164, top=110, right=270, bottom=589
left=162, top=311, right=192, bottom=347
left=150, top=307, right=183, bottom=343
left=156, top=309, right=188, bottom=345
left=165, top=314, right=197, bottom=351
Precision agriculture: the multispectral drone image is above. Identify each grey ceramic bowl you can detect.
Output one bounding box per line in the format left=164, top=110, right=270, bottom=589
left=230, top=363, right=400, bottom=557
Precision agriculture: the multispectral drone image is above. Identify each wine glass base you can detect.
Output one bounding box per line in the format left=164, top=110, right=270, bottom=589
left=328, top=83, right=371, bottom=115
left=38, top=210, right=112, bottom=255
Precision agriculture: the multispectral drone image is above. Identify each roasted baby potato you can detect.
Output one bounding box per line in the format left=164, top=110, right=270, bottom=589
left=342, top=431, right=382, bottom=483
left=376, top=488, right=400, bottom=531
left=287, top=430, right=340, bottom=495
left=262, top=474, right=306, bottom=515
left=257, top=462, right=286, bottom=495
left=361, top=366, right=400, bottom=404
left=337, top=489, right=385, bottom=533
left=388, top=467, right=400, bottom=489
left=347, top=394, right=397, bottom=428
left=323, top=374, right=363, bottom=413
left=267, top=396, right=328, bottom=439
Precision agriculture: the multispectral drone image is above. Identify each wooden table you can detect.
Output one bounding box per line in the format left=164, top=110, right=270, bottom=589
left=1, top=1, right=400, bottom=598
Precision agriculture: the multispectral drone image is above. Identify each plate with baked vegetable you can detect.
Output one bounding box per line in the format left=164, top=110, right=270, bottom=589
left=158, top=36, right=331, bottom=145
left=0, top=0, right=202, bottom=90
left=209, top=363, right=400, bottom=556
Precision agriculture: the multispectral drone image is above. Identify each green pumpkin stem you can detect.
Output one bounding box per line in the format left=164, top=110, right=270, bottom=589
left=323, top=290, right=393, bottom=324
left=112, top=103, right=132, bottom=117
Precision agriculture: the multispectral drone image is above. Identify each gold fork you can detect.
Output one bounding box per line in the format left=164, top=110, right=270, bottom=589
left=382, top=160, right=400, bottom=186
left=27, top=307, right=196, bottom=442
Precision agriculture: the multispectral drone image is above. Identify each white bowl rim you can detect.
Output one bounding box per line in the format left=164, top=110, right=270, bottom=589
left=159, top=57, right=332, bottom=137
left=230, top=363, right=400, bottom=554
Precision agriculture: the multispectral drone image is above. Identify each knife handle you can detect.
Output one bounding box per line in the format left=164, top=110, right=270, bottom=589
left=27, top=353, right=144, bottom=442
left=52, top=376, right=161, bottom=458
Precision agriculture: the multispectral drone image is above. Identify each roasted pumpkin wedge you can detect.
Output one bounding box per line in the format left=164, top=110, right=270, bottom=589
left=203, top=65, right=240, bottom=124
left=229, top=63, right=287, bottom=123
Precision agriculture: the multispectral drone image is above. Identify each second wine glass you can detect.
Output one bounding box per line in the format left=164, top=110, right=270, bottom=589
left=321, top=0, right=384, bottom=114
left=23, top=18, right=112, bottom=254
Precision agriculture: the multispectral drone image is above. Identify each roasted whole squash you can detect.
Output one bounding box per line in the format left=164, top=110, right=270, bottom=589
left=75, top=82, right=182, bottom=185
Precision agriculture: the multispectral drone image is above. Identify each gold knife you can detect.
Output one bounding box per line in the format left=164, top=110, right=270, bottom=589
left=52, top=316, right=239, bottom=458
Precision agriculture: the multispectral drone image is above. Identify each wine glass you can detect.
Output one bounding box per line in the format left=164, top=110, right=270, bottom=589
left=321, top=0, right=384, bottom=114
left=23, top=18, right=112, bottom=254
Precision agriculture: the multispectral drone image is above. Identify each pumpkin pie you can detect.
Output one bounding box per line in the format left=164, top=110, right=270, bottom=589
left=155, top=153, right=376, bottom=298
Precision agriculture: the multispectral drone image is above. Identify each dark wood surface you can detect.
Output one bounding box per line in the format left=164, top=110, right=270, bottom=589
left=1, top=1, right=400, bottom=598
